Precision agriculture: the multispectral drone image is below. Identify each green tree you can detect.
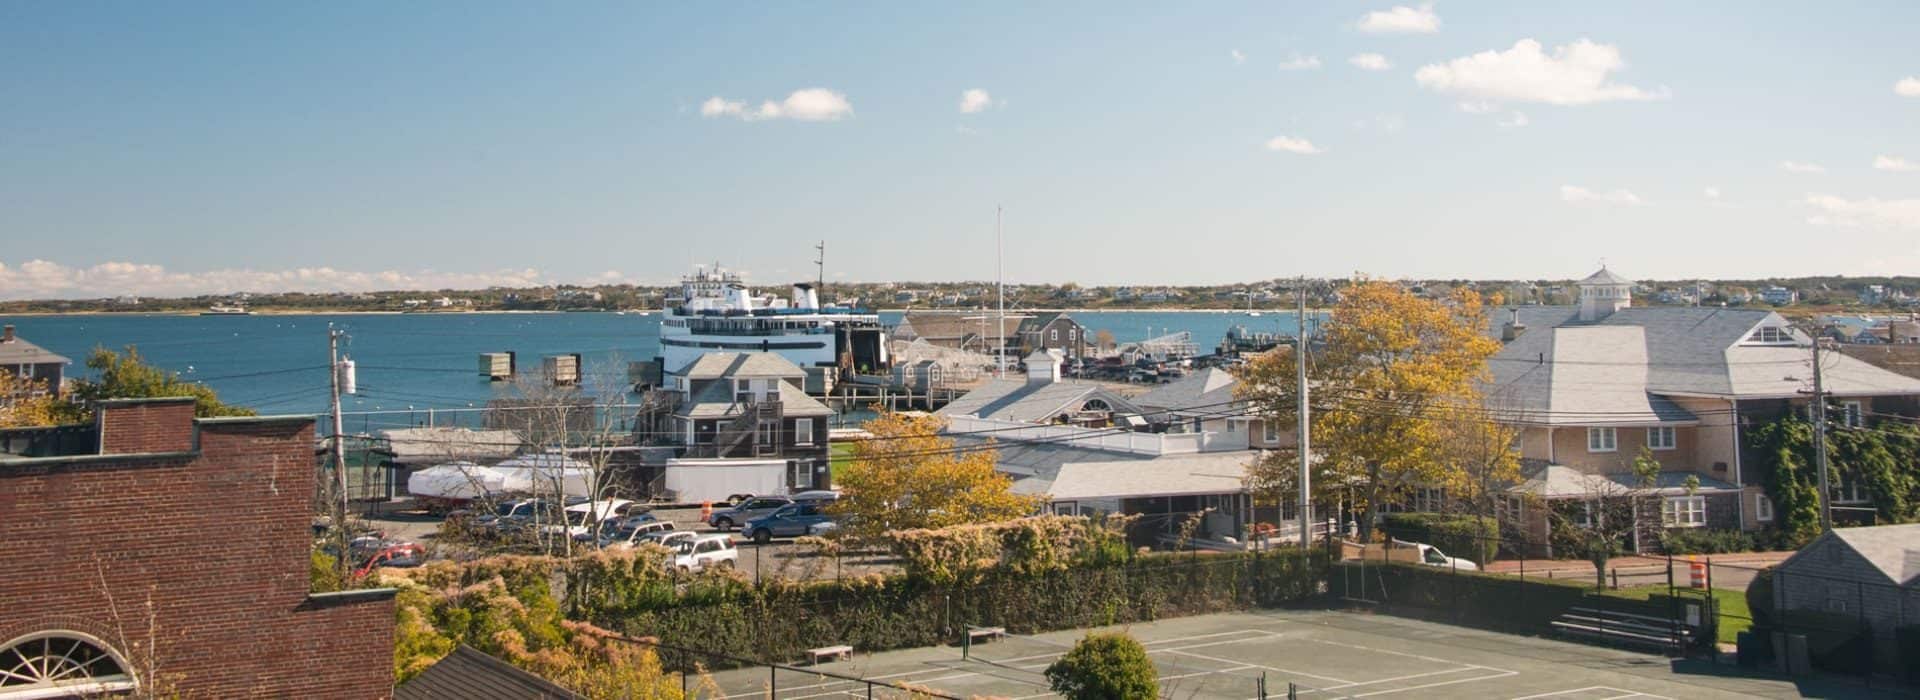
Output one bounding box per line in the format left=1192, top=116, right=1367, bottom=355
left=66, top=346, right=255, bottom=419
left=0, top=371, right=65, bottom=427
left=1044, top=632, right=1158, bottom=700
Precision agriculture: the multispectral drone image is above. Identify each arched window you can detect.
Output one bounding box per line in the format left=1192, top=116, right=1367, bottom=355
left=0, top=633, right=135, bottom=698
left=1082, top=398, right=1112, bottom=413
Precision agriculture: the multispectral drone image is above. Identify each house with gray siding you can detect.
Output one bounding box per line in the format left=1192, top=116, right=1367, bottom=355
left=1771, top=523, right=1920, bottom=668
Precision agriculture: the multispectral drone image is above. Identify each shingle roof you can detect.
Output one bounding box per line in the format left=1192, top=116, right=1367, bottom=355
left=1131, top=367, right=1240, bottom=415
left=898, top=313, right=1019, bottom=342
left=934, top=378, right=1139, bottom=423
left=1484, top=306, right=1920, bottom=412
left=0, top=334, right=69, bottom=366
left=1828, top=524, right=1920, bottom=586
left=394, top=645, right=582, bottom=700
left=678, top=353, right=805, bottom=380
left=1047, top=452, right=1253, bottom=500
left=1579, top=267, right=1634, bottom=286
left=678, top=379, right=831, bottom=419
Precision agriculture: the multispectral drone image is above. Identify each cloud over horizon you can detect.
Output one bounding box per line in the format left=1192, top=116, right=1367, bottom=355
left=1265, top=136, right=1324, bottom=154
left=1356, top=4, right=1440, bottom=34
left=1805, top=194, right=1920, bottom=230
left=959, top=88, right=995, bottom=114
left=1415, top=39, right=1666, bottom=105
left=1349, top=53, right=1393, bottom=71
left=0, top=260, right=568, bottom=300
left=1560, top=185, right=1644, bottom=206
left=700, top=88, right=854, bottom=121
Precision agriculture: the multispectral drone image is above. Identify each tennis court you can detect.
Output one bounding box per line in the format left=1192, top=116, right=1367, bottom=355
left=699, top=608, right=1899, bottom=699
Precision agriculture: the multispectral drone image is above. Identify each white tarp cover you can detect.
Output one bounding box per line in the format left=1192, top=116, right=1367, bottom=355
left=495, top=453, right=595, bottom=497
left=406, top=461, right=509, bottom=500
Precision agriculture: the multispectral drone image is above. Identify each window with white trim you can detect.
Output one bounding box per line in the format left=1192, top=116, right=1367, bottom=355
left=1833, top=477, right=1868, bottom=504
left=0, top=633, right=136, bottom=696
left=1755, top=493, right=1774, bottom=522
left=794, top=418, right=814, bottom=446
left=1662, top=496, right=1706, bottom=528
left=1587, top=427, right=1617, bottom=452
left=1647, top=426, right=1677, bottom=450
left=1263, top=420, right=1280, bottom=443
left=1841, top=401, right=1863, bottom=428
left=1573, top=501, right=1595, bottom=528
left=1050, top=329, right=1059, bottom=342
left=1745, top=326, right=1793, bottom=344
left=790, top=459, right=815, bottom=489
left=1412, top=487, right=1446, bottom=513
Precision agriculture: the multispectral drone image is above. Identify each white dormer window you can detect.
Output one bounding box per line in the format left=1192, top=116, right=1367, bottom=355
left=1746, top=326, right=1793, bottom=344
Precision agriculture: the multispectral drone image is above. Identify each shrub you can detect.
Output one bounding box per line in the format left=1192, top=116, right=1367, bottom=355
left=1746, top=568, right=1776, bottom=629
left=1045, top=632, right=1158, bottom=700
left=1378, top=513, right=1497, bottom=565
left=1658, top=528, right=1755, bottom=555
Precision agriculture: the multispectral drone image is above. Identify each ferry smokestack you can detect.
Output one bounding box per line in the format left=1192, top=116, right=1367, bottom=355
left=727, top=283, right=753, bottom=310
left=794, top=283, right=819, bottom=310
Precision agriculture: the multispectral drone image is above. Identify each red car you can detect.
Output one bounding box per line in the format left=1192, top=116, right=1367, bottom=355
left=351, top=542, right=425, bottom=580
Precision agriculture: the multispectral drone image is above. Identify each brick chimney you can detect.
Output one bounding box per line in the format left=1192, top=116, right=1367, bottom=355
left=96, top=397, right=198, bottom=454
left=2, top=324, right=14, bottom=343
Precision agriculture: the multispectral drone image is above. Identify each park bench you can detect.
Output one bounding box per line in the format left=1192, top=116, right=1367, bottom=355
left=804, top=645, right=853, bottom=665
left=966, top=626, right=1007, bottom=644
left=1550, top=607, right=1691, bottom=653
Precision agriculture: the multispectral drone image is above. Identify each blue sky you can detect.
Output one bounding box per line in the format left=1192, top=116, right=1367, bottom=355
left=2, top=1, right=1917, bottom=298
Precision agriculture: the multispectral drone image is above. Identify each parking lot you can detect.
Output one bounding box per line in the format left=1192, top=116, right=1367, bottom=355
left=698, top=609, right=1896, bottom=699
left=364, top=502, right=901, bottom=581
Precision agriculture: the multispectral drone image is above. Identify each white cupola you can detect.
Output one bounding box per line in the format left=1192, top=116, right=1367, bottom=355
left=1577, top=266, right=1634, bottom=322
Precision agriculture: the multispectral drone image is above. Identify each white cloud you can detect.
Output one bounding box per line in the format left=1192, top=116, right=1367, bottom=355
left=700, top=88, right=854, bottom=122
left=1231, top=49, right=1246, bottom=65
left=1779, top=160, right=1826, bottom=174
left=1805, top=194, right=1920, bottom=230
left=0, top=260, right=555, bottom=300
left=1874, top=155, right=1917, bottom=172
left=1264, top=136, right=1324, bottom=155
left=1560, top=185, right=1643, bottom=206
left=1414, top=39, right=1667, bottom=105
left=1357, top=3, right=1441, bottom=34
left=1896, top=77, right=1920, bottom=97
left=1497, top=111, right=1529, bottom=128
left=1456, top=101, right=1498, bottom=114
left=1349, top=53, right=1393, bottom=71
left=959, top=88, right=996, bottom=114
left=1704, top=186, right=1722, bottom=199
left=1277, top=54, right=1322, bottom=71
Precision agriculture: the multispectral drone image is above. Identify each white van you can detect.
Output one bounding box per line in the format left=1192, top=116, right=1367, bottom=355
left=669, top=534, right=738, bottom=573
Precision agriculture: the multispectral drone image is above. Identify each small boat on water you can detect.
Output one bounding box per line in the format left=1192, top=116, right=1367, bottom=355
left=203, top=304, right=251, bottom=316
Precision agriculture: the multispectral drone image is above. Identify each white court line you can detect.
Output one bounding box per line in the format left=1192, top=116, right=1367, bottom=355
left=718, top=628, right=1284, bottom=699
left=1315, top=666, right=1486, bottom=690
left=1161, top=649, right=1356, bottom=685
left=1347, top=669, right=1520, bottom=697
left=1509, top=687, right=1673, bottom=700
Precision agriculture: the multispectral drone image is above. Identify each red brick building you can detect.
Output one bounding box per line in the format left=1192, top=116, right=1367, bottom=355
left=0, top=397, right=395, bottom=698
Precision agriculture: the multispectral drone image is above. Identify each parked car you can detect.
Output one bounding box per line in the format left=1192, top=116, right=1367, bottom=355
left=600, top=520, right=677, bottom=549
left=350, top=542, right=424, bottom=579
left=639, top=530, right=696, bottom=551
left=1387, top=540, right=1480, bottom=571
left=547, top=498, right=641, bottom=539
left=744, top=502, right=835, bottom=544
left=707, top=496, right=793, bottom=530
left=668, top=534, right=737, bottom=572
left=709, top=491, right=838, bottom=530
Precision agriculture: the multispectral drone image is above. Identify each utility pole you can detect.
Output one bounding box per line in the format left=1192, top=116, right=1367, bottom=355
left=1811, top=336, right=1832, bottom=532
left=995, top=206, right=1006, bottom=378
left=1296, top=278, right=1312, bottom=551
left=328, top=326, right=351, bottom=579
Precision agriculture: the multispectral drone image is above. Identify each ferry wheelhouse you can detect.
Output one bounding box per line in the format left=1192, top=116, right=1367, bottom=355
left=657, top=266, right=889, bottom=386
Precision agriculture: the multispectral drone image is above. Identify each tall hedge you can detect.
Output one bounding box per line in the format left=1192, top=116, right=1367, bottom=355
left=1378, top=513, right=1498, bottom=565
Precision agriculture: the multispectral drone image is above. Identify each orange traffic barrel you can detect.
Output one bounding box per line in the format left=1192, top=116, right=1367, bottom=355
left=1688, top=557, right=1707, bottom=588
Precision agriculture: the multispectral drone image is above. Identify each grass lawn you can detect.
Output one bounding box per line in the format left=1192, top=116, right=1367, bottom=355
left=1603, top=584, right=1751, bottom=645
left=828, top=442, right=855, bottom=479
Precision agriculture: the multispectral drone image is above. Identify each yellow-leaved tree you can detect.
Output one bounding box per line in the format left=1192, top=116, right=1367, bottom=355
left=831, top=412, right=1042, bottom=539
left=1238, top=280, right=1505, bottom=539
left=0, top=371, right=64, bottom=428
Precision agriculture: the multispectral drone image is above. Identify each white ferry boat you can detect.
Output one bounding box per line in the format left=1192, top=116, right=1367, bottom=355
left=656, top=265, right=889, bottom=382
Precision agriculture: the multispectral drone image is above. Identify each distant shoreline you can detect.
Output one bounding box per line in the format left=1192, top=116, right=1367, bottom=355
left=2, top=307, right=1324, bottom=317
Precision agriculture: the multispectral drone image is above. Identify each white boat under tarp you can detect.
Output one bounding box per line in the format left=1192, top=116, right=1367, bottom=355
left=494, top=453, right=594, bottom=497
left=406, top=461, right=509, bottom=500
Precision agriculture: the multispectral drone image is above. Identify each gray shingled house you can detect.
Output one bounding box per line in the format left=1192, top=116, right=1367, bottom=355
left=1770, top=523, right=1920, bottom=668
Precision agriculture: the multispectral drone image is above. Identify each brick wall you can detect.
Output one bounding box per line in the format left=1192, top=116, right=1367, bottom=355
left=0, top=404, right=394, bottom=698
left=96, top=398, right=197, bottom=454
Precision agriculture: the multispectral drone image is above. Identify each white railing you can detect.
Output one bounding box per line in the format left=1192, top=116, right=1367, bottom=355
left=942, top=415, right=1245, bottom=456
